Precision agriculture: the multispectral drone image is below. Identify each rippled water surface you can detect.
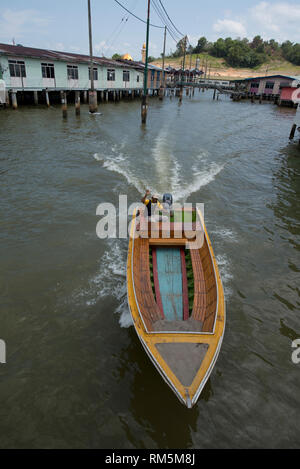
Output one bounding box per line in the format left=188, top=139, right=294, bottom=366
left=0, top=91, right=299, bottom=448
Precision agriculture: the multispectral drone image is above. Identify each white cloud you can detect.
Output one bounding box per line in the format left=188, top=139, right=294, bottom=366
left=94, top=40, right=116, bottom=56
left=249, top=2, right=300, bottom=41
left=0, top=8, right=51, bottom=43
left=213, top=19, right=247, bottom=38
left=212, top=2, right=300, bottom=42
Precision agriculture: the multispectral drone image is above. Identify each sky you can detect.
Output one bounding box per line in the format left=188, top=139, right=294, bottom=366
left=0, top=0, right=299, bottom=61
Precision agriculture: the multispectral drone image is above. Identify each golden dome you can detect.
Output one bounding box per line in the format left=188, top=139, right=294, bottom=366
left=122, top=53, right=133, bottom=61
left=142, top=43, right=146, bottom=49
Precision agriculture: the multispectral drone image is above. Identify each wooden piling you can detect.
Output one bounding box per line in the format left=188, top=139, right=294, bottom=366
left=45, top=91, right=50, bottom=107
left=89, top=90, right=98, bottom=112
left=289, top=124, right=297, bottom=140
left=11, top=92, right=18, bottom=110
left=213, top=88, right=216, bottom=100
left=75, top=91, right=80, bottom=115
left=179, top=87, right=183, bottom=103
left=33, top=91, right=38, bottom=105
left=61, top=91, right=67, bottom=118
left=141, top=95, right=148, bottom=124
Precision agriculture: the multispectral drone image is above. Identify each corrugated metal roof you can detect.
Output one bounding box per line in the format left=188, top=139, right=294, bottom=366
left=242, top=74, right=300, bottom=81
left=0, top=43, right=140, bottom=69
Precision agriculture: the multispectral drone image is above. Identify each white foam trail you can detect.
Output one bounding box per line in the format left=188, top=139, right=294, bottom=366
left=173, top=162, right=225, bottom=202
left=216, top=254, right=233, bottom=297
left=116, top=297, right=133, bottom=328
left=152, top=128, right=174, bottom=192
left=85, top=241, right=133, bottom=328
left=210, top=228, right=238, bottom=243
left=90, top=242, right=126, bottom=295
left=102, top=158, right=146, bottom=195
left=93, top=153, right=103, bottom=162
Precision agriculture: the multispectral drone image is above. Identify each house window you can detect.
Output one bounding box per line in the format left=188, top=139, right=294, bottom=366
left=250, top=82, right=259, bottom=88
left=41, top=63, right=55, bottom=79
left=280, top=82, right=290, bottom=89
left=107, top=69, right=115, bottom=81
left=137, top=75, right=140, bottom=83
left=151, top=70, right=155, bottom=82
left=89, top=67, right=98, bottom=81
left=67, top=65, right=79, bottom=80
left=157, top=71, right=160, bottom=81
left=123, top=70, right=130, bottom=82
left=8, top=60, right=26, bottom=78
left=265, top=81, right=274, bottom=89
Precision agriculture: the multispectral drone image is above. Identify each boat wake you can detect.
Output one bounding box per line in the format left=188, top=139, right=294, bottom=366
left=88, top=240, right=132, bottom=327
left=91, top=135, right=229, bottom=325
left=215, top=253, right=233, bottom=298
left=94, top=135, right=225, bottom=203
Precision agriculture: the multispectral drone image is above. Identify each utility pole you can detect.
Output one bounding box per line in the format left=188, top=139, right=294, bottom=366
left=179, top=36, right=187, bottom=103
left=88, top=0, right=98, bottom=113
left=141, top=0, right=151, bottom=124
left=159, top=26, right=167, bottom=101
left=189, top=50, right=192, bottom=83
left=205, top=56, right=208, bottom=79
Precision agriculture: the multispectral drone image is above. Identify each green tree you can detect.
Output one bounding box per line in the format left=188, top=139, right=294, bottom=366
left=194, top=36, right=207, bottom=53
left=112, top=53, right=122, bottom=60
left=211, top=38, right=227, bottom=57
left=251, top=35, right=264, bottom=51
left=173, top=36, right=188, bottom=57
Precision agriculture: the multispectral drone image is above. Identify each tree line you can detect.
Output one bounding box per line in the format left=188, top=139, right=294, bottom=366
left=170, top=35, right=300, bottom=68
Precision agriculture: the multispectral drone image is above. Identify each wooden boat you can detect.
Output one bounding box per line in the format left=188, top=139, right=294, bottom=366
left=127, top=203, right=225, bottom=408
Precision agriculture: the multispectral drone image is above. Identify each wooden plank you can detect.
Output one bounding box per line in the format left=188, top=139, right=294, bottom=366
left=180, top=248, right=189, bottom=321
left=152, top=248, right=164, bottom=318
left=149, top=238, right=186, bottom=246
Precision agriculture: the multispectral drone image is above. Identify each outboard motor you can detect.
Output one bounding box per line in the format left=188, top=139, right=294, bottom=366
left=162, top=193, right=173, bottom=217
left=163, top=193, right=173, bottom=207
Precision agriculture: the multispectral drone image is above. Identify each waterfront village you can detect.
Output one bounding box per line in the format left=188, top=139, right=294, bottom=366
left=0, top=42, right=299, bottom=110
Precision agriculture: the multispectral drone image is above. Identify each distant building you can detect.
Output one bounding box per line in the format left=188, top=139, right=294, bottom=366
left=0, top=43, right=143, bottom=93
left=141, top=43, right=146, bottom=64
left=279, top=87, right=300, bottom=106
left=121, top=53, right=133, bottom=61
left=166, top=67, right=204, bottom=85
left=0, top=42, right=167, bottom=106
left=241, top=74, right=300, bottom=97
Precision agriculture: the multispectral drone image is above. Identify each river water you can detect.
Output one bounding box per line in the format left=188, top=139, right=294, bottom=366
left=0, top=91, right=299, bottom=448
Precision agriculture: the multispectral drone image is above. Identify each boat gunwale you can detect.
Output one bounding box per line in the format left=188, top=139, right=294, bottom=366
left=130, top=208, right=220, bottom=336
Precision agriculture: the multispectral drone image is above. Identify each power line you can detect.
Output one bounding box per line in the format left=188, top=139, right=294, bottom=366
left=158, top=0, right=184, bottom=37
left=113, top=0, right=164, bottom=29
left=151, top=0, right=181, bottom=43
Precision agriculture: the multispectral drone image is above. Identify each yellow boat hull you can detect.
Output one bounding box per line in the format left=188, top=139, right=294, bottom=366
left=127, top=209, right=225, bottom=408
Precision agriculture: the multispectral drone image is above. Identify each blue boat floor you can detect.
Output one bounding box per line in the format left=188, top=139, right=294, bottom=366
left=156, top=247, right=183, bottom=321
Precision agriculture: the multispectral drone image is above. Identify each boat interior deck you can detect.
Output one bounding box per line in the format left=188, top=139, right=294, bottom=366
left=132, top=215, right=217, bottom=333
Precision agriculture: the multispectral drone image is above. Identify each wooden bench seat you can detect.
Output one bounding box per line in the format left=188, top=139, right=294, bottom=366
left=133, top=237, right=163, bottom=331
